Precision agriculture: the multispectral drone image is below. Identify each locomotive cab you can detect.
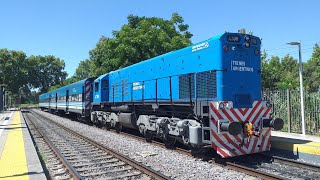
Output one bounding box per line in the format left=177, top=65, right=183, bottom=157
left=219, top=33, right=262, bottom=108
left=205, top=33, right=284, bottom=157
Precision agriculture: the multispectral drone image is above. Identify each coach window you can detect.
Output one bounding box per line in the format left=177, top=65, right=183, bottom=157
left=95, top=82, right=99, bottom=92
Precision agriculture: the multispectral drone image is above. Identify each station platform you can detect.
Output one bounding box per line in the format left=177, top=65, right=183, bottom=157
left=271, top=131, right=320, bottom=164
left=0, top=111, right=46, bottom=180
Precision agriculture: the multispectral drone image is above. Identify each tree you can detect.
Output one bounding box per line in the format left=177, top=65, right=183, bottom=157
left=304, top=44, right=320, bottom=92
left=276, top=55, right=299, bottom=90
left=0, top=49, right=67, bottom=103
left=261, top=56, right=282, bottom=90
left=27, top=55, right=67, bottom=93
left=261, top=54, right=301, bottom=90
left=88, top=13, right=193, bottom=77
left=0, top=49, right=28, bottom=94
left=74, top=59, right=91, bottom=80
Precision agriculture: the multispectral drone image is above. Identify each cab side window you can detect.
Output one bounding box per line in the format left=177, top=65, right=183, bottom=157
left=95, top=82, right=99, bottom=92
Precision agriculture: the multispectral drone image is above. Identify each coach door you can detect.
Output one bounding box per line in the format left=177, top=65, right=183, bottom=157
left=82, top=85, right=85, bottom=116
left=55, top=93, right=58, bottom=112
left=66, top=90, right=69, bottom=113
left=49, top=94, right=51, bottom=109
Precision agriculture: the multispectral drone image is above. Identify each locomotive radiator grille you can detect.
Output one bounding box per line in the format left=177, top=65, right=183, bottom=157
left=179, top=71, right=217, bottom=100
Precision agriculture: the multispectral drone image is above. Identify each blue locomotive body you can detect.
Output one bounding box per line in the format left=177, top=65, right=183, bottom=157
left=39, top=33, right=283, bottom=158
left=100, top=33, right=261, bottom=108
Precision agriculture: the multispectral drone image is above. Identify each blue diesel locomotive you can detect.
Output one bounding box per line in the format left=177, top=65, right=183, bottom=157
left=39, top=32, right=283, bottom=158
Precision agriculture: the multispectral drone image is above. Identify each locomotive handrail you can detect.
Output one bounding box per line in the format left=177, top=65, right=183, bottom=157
left=110, top=70, right=220, bottom=107
left=111, top=69, right=223, bottom=86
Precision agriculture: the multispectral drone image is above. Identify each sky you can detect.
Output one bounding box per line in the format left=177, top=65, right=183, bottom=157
left=0, top=0, right=319, bottom=77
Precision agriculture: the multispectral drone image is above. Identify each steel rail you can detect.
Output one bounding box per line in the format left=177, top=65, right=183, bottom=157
left=107, top=125, right=286, bottom=180
left=30, top=109, right=170, bottom=180
left=117, top=130, right=192, bottom=155
left=29, top=109, right=293, bottom=180
left=116, top=127, right=288, bottom=179
left=22, top=111, right=83, bottom=180
left=271, top=155, right=320, bottom=172
left=225, top=162, right=287, bottom=180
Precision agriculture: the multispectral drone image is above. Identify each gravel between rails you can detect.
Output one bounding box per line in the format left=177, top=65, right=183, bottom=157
left=33, top=109, right=255, bottom=180
left=24, top=112, right=71, bottom=179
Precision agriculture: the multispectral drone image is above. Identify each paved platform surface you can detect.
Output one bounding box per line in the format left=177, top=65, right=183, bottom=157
left=0, top=111, right=46, bottom=180
left=271, top=131, right=320, bottom=164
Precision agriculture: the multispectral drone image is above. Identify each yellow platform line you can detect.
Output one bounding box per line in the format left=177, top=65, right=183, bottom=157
left=271, top=141, right=320, bottom=156
left=0, top=111, right=29, bottom=180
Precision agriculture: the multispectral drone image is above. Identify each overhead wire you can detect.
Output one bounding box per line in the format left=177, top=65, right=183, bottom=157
left=264, top=41, right=319, bottom=52
left=262, top=40, right=319, bottom=59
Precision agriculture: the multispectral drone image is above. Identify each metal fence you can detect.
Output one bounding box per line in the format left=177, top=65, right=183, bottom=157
left=263, top=90, right=320, bottom=135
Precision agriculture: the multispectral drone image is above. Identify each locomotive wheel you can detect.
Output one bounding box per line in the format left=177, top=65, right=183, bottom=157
left=144, top=130, right=153, bottom=143
left=189, top=146, right=202, bottom=154
left=105, top=123, right=111, bottom=130
left=115, top=122, right=122, bottom=133
left=189, top=146, right=206, bottom=156
left=76, top=114, right=82, bottom=121
left=163, top=135, right=176, bottom=148
left=85, top=118, right=93, bottom=125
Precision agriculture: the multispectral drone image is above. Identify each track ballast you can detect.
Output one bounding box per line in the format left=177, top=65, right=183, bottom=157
left=23, top=109, right=169, bottom=180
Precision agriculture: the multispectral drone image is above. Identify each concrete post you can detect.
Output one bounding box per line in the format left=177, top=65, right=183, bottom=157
left=0, top=86, right=3, bottom=112
left=287, top=89, right=291, bottom=133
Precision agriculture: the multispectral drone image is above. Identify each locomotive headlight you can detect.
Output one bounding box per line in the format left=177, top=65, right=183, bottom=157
left=219, top=102, right=225, bottom=109
left=245, top=42, right=250, bottom=48
left=223, top=45, right=229, bottom=52
left=245, top=35, right=250, bottom=41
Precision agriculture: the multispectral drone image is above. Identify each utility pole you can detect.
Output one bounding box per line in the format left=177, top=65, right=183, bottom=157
left=287, top=41, right=306, bottom=135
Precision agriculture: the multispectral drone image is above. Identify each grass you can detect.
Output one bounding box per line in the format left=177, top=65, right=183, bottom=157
left=19, top=104, right=39, bottom=108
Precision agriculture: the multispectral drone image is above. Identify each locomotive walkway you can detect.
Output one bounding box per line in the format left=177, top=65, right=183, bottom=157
left=0, top=110, right=46, bottom=180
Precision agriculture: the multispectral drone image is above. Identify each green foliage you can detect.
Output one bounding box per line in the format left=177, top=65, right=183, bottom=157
left=0, top=49, right=28, bottom=94
left=0, top=49, right=67, bottom=103
left=276, top=55, right=299, bottom=89
left=74, top=59, right=91, bottom=80
left=261, top=56, right=281, bottom=90
left=262, top=44, right=320, bottom=92
left=303, top=44, right=320, bottom=92
left=261, top=55, right=299, bottom=90
left=88, top=13, right=193, bottom=77
left=28, top=55, right=67, bottom=93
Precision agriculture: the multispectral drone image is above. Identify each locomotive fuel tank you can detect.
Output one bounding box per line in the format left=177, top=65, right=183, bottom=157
left=118, top=113, right=138, bottom=129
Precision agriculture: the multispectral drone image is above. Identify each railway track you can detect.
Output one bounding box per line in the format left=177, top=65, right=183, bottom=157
left=27, top=109, right=320, bottom=180
left=95, top=122, right=286, bottom=179
left=223, top=153, right=320, bottom=180
left=270, top=155, right=320, bottom=172
left=23, top=110, right=169, bottom=180
left=222, top=161, right=286, bottom=180
left=104, top=122, right=320, bottom=180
